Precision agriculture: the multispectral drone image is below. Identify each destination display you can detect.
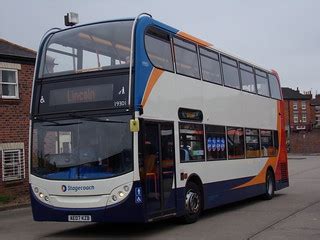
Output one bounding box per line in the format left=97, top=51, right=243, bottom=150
left=49, top=84, right=113, bottom=106
left=178, top=108, right=203, bottom=122
left=36, top=73, right=129, bottom=114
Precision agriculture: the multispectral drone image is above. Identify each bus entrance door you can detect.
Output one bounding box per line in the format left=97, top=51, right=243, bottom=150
left=140, top=121, right=176, bottom=219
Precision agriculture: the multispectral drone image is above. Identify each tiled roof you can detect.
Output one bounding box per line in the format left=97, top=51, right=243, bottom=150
left=311, top=98, right=320, bottom=106
left=281, top=87, right=312, bottom=100
left=0, top=38, right=36, bottom=59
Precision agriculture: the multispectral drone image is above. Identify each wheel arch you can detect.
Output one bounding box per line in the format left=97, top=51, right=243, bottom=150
left=266, top=166, right=275, bottom=180
left=185, top=173, right=204, bottom=209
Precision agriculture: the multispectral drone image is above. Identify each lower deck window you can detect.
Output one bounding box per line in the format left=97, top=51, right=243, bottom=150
left=206, top=125, right=226, bottom=160
left=273, top=131, right=279, bottom=156
left=261, top=130, right=276, bottom=156
left=245, top=129, right=260, bottom=158
left=227, top=127, right=244, bottom=159
left=179, top=123, right=204, bottom=161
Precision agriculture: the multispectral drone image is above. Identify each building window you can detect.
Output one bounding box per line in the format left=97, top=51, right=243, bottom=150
left=293, top=101, right=298, bottom=110
left=227, top=127, right=244, bottom=159
left=205, top=125, right=226, bottom=160
left=179, top=123, right=204, bottom=161
left=2, top=149, right=25, bottom=182
left=302, top=114, right=307, bottom=123
left=0, top=69, right=19, bottom=99
left=293, top=114, right=298, bottom=123
left=301, top=101, right=306, bottom=110
left=245, top=128, right=260, bottom=158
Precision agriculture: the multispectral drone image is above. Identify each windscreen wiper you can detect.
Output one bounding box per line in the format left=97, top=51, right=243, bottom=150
left=68, top=113, right=126, bottom=124
left=33, top=116, right=81, bottom=126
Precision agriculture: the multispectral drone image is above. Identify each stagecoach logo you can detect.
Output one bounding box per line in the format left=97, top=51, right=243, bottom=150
left=61, top=185, right=67, bottom=192
left=61, top=184, right=95, bottom=192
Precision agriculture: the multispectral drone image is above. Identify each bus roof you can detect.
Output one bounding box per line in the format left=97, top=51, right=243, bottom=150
left=52, top=15, right=278, bottom=77
left=144, top=16, right=277, bottom=76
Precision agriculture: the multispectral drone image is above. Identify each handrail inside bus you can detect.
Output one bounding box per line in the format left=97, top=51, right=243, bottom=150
left=128, top=13, right=152, bottom=107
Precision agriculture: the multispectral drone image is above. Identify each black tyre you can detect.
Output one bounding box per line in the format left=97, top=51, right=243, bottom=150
left=263, top=170, right=275, bottom=200
left=182, top=181, right=202, bottom=224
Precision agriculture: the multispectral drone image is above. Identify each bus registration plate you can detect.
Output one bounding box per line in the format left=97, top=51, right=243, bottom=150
left=68, top=215, right=92, bottom=222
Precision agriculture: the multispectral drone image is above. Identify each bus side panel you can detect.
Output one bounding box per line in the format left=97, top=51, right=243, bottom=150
left=133, top=17, right=178, bottom=111
left=275, top=100, right=289, bottom=190
left=174, top=177, right=266, bottom=216
left=202, top=176, right=254, bottom=209
left=30, top=182, right=146, bottom=223
left=204, top=184, right=265, bottom=210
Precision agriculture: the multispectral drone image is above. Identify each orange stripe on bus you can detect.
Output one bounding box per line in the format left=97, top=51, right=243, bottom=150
left=233, top=102, right=282, bottom=189
left=177, top=31, right=213, bottom=47
left=141, top=68, right=164, bottom=107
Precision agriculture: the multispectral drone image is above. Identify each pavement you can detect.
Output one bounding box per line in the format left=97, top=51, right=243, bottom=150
left=0, top=155, right=319, bottom=240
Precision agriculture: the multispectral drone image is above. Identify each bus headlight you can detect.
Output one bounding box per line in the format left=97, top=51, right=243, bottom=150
left=32, top=185, right=51, bottom=204
left=118, top=191, right=124, bottom=198
left=107, top=182, right=133, bottom=206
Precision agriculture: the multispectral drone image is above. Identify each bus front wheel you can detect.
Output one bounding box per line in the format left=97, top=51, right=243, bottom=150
left=182, top=181, right=202, bottom=224
left=263, top=169, right=275, bottom=200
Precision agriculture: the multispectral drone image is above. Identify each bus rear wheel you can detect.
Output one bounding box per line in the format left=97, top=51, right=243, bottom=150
left=182, top=181, right=202, bottom=224
left=263, top=170, right=275, bottom=200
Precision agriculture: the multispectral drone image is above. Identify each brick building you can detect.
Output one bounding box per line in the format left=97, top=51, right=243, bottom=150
left=282, top=87, right=313, bottom=134
left=0, top=38, right=36, bottom=197
left=311, top=94, right=320, bottom=128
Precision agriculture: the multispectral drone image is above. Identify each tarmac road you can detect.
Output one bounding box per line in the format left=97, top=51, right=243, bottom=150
left=0, top=155, right=319, bottom=240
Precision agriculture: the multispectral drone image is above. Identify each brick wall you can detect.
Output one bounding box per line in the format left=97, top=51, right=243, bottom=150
left=289, top=129, right=320, bottom=153
left=0, top=63, right=34, bottom=196
left=284, top=99, right=313, bottom=131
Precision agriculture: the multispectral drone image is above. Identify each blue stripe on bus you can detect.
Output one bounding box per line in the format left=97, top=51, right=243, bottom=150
left=30, top=182, right=146, bottom=223
left=31, top=176, right=268, bottom=222
left=175, top=176, right=263, bottom=216
left=134, top=16, right=178, bottom=110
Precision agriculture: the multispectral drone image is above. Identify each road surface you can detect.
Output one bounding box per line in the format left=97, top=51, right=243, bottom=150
left=0, top=155, right=319, bottom=240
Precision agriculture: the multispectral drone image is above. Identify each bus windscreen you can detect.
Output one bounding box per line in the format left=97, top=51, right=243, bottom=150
left=39, top=20, right=133, bottom=78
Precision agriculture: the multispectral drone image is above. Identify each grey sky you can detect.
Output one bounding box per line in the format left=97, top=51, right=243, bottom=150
left=1, top=0, right=319, bottom=94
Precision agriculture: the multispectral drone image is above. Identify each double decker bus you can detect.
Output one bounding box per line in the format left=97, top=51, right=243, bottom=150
left=29, top=14, right=289, bottom=223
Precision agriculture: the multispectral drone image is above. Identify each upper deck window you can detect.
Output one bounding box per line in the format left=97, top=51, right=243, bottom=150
left=268, top=74, right=281, bottom=100
left=255, top=69, right=270, bottom=97
left=145, top=28, right=173, bottom=71
left=173, top=37, right=200, bottom=79
left=240, top=63, right=256, bottom=93
left=221, top=56, right=240, bottom=89
left=199, top=48, right=222, bottom=84
left=39, top=20, right=133, bottom=78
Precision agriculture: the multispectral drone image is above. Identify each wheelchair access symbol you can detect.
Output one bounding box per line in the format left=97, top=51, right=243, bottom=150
left=40, top=96, right=45, bottom=104
left=135, top=187, right=143, bottom=204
